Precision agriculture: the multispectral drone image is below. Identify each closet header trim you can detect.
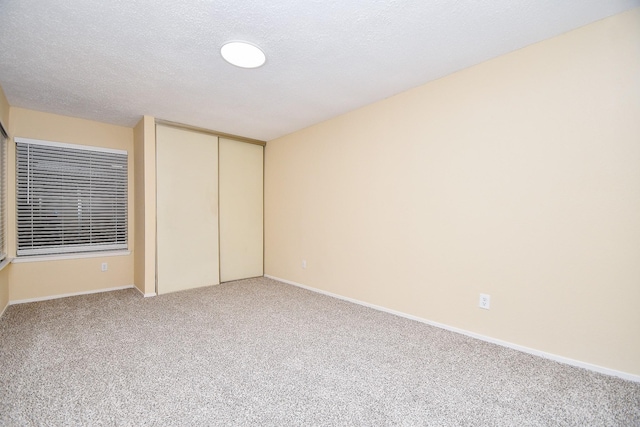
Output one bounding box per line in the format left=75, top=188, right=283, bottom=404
left=155, top=119, right=266, bottom=147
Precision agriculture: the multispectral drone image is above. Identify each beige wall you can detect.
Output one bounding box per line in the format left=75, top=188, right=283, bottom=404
left=0, top=266, right=8, bottom=316
left=0, top=85, right=10, bottom=313
left=0, top=85, right=9, bottom=313
left=265, top=9, right=640, bottom=375
left=143, top=118, right=156, bottom=296
left=0, top=85, right=9, bottom=130
left=133, top=115, right=156, bottom=295
left=133, top=117, right=145, bottom=294
left=8, top=107, right=135, bottom=301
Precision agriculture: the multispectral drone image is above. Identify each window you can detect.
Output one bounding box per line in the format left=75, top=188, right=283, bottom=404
left=0, top=123, right=6, bottom=262
left=16, top=138, right=128, bottom=256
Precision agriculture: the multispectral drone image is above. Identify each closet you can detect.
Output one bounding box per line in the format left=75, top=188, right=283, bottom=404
left=155, top=124, right=263, bottom=295
left=219, top=138, right=264, bottom=282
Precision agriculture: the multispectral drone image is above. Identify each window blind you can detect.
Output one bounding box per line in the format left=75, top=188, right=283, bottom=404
left=16, top=138, right=128, bottom=256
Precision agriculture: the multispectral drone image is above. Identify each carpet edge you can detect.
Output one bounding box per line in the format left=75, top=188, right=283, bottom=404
left=264, top=274, right=640, bottom=383
left=9, top=284, right=136, bottom=305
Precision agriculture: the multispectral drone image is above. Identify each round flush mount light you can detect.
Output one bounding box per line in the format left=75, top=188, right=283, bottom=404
left=220, top=41, right=266, bottom=68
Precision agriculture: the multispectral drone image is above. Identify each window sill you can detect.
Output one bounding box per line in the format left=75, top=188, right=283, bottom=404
left=12, top=250, right=131, bottom=264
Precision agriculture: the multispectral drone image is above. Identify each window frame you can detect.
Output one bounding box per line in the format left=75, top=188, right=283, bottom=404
left=0, top=121, right=7, bottom=263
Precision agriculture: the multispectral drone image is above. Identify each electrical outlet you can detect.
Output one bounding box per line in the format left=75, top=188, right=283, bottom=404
left=101, top=262, right=108, bottom=272
left=479, top=294, right=490, bottom=309
left=302, top=259, right=307, bottom=269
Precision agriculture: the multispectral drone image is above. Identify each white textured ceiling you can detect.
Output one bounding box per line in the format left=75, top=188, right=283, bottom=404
left=0, top=0, right=638, bottom=141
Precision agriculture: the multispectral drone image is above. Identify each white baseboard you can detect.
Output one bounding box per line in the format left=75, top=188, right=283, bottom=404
left=264, top=274, right=640, bottom=383
left=133, top=285, right=156, bottom=298
left=9, top=285, right=135, bottom=305
left=0, top=300, right=8, bottom=318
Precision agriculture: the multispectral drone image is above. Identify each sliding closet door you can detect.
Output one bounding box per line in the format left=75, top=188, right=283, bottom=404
left=219, top=138, right=263, bottom=282
left=156, top=125, right=220, bottom=294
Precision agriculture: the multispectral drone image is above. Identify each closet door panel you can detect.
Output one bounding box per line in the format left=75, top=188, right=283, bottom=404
left=156, top=125, right=219, bottom=294
left=219, top=138, right=263, bottom=282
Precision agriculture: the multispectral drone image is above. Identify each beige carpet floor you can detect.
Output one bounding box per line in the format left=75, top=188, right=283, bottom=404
left=1, top=276, right=639, bottom=426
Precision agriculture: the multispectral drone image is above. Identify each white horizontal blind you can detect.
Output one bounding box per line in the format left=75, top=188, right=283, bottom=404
left=0, top=123, right=7, bottom=262
left=16, top=138, right=128, bottom=256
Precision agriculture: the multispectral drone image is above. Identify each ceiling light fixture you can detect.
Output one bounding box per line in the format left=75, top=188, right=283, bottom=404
left=220, top=41, right=266, bottom=69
